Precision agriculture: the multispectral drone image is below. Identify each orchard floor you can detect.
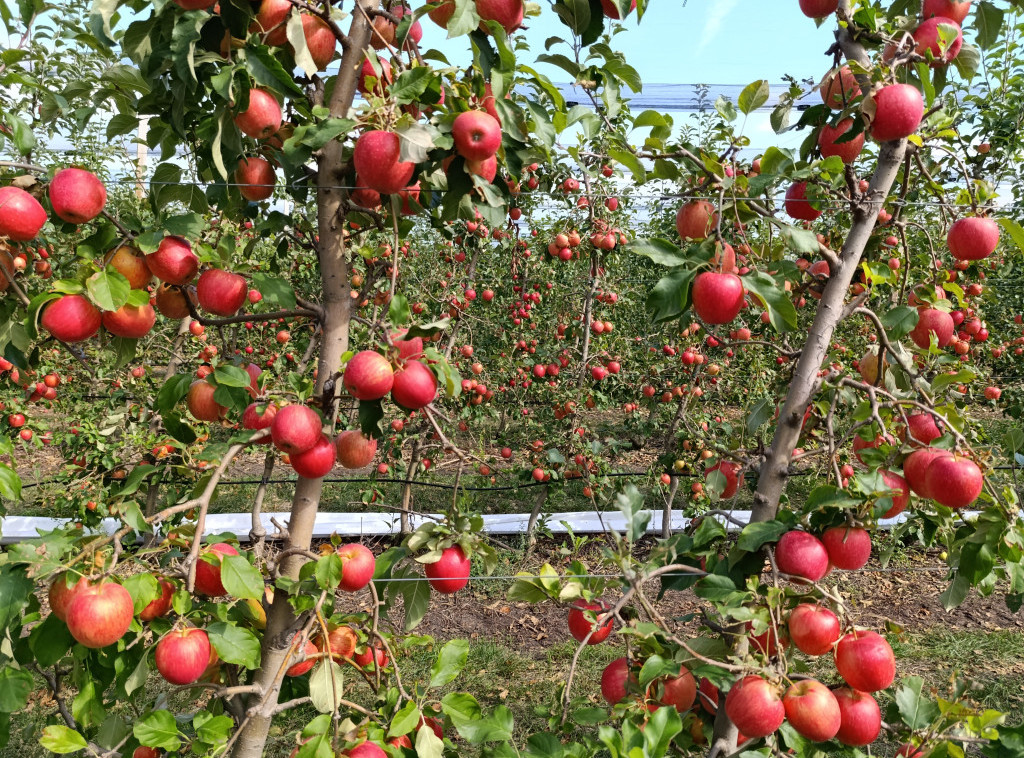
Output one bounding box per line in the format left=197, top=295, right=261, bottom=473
left=6, top=536, right=1024, bottom=757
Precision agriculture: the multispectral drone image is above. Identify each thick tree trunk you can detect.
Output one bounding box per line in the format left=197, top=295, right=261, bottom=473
left=229, top=3, right=377, bottom=754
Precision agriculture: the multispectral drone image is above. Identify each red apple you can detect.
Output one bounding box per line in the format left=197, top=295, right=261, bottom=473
left=236, top=156, right=276, bottom=201
left=49, top=573, right=89, bottom=622
left=834, top=630, right=895, bottom=692
left=775, top=530, right=830, bottom=582
left=41, top=295, right=102, bottom=343
left=187, top=380, right=226, bottom=422
left=391, top=360, right=438, bottom=410
left=353, top=130, right=415, bottom=195
left=197, top=269, right=247, bottom=316
left=335, top=430, right=378, bottom=469
left=821, top=526, right=871, bottom=570
left=909, top=307, right=955, bottom=349
left=102, top=303, right=157, bottom=339
left=156, top=627, right=212, bottom=685
left=922, top=0, right=971, bottom=24
left=146, top=235, right=199, bottom=286
left=337, top=543, right=376, bottom=592
left=675, top=200, right=717, bottom=241
left=0, top=185, right=48, bottom=240
left=904, top=412, right=941, bottom=447
left=692, top=272, right=744, bottom=324
left=343, top=350, right=394, bottom=400
left=65, top=581, right=134, bottom=648
left=879, top=469, right=910, bottom=518
left=286, top=634, right=319, bottom=677
left=868, top=84, right=924, bottom=142
left=601, top=657, right=631, bottom=705
left=317, top=624, right=357, bottom=660
left=697, top=677, right=719, bottom=714
left=787, top=603, right=841, bottom=656
left=783, top=679, right=841, bottom=742
left=252, top=0, right=292, bottom=44
left=138, top=577, right=175, bottom=622
left=354, top=640, right=388, bottom=669
left=424, top=545, right=470, bottom=593
left=108, top=244, right=152, bottom=289
left=903, top=447, right=950, bottom=499
left=271, top=404, right=323, bottom=455
left=475, top=0, right=523, bottom=34
left=234, top=88, right=282, bottom=139
left=290, top=434, right=336, bottom=478
left=299, top=14, right=335, bottom=70
left=785, top=181, right=823, bottom=221
left=357, top=56, right=393, bottom=97
left=913, top=16, right=963, bottom=65
left=154, top=283, right=194, bottom=319
left=242, top=401, right=277, bottom=442
left=821, top=65, right=861, bottom=110
left=799, top=0, right=838, bottom=17
left=658, top=665, right=696, bottom=711
left=947, top=216, right=999, bottom=261
left=599, top=0, right=636, bottom=19
left=452, top=110, right=502, bottom=161
left=346, top=741, right=386, bottom=758
left=704, top=460, right=740, bottom=499
left=194, top=542, right=240, bottom=597
left=834, top=687, right=881, bottom=746
left=49, top=168, right=107, bottom=224
left=818, top=118, right=865, bottom=163
left=567, top=600, right=613, bottom=644
left=724, top=676, right=785, bottom=738
left=924, top=454, right=983, bottom=508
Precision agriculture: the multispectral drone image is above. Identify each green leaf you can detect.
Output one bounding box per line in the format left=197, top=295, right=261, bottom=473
left=895, top=676, right=941, bottom=729
left=0, top=566, right=32, bottom=631
left=627, top=237, right=688, bottom=267
left=743, top=270, right=798, bottom=332
left=403, top=570, right=431, bottom=631
left=430, top=638, right=469, bottom=688
left=39, top=725, right=88, bottom=754
left=122, top=572, right=160, bottom=614
left=975, top=1, right=1004, bottom=50
left=805, top=485, right=861, bottom=510
left=552, top=0, right=590, bottom=35
left=997, top=218, right=1024, bottom=254
left=387, top=700, right=421, bottom=738
left=219, top=554, right=264, bottom=600
left=0, top=465, right=22, bottom=501
left=738, top=80, right=769, bottom=115
left=694, top=574, right=740, bottom=602
left=776, top=223, right=821, bottom=254
left=415, top=721, right=444, bottom=758
left=606, top=147, right=646, bottom=183
left=745, top=397, right=773, bottom=435
left=207, top=622, right=261, bottom=668
left=396, top=121, right=435, bottom=165
left=308, top=661, right=345, bottom=714
left=615, top=485, right=649, bottom=541
left=86, top=268, right=131, bottom=312
left=314, top=553, right=343, bottom=591
left=213, top=364, right=253, bottom=389
left=29, top=613, right=73, bottom=667
left=736, top=521, right=788, bottom=552
left=389, top=293, right=411, bottom=326
left=940, top=573, right=970, bottom=610
left=647, top=268, right=697, bottom=323
left=881, top=306, right=919, bottom=341
left=714, top=95, right=737, bottom=122
left=0, top=667, right=33, bottom=712
left=157, top=373, right=193, bottom=415
left=133, top=710, right=181, bottom=752
left=250, top=273, right=297, bottom=309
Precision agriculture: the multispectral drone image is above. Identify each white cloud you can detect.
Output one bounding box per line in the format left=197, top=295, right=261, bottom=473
left=696, top=0, right=739, bottom=55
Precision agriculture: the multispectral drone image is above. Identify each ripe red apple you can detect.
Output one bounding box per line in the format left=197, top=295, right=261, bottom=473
left=354, top=640, right=388, bottom=669
left=346, top=741, right=386, bottom=758
left=658, top=666, right=696, bottom=711
left=475, top=0, right=524, bottom=34
left=896, top=743, right=925, bottom=757
left=317, top=624, right=357, bottom=660
left=799, top=0, right=838, bottom=17
left=599, top=0, right=636, bottom=18
left=705, top=460, right=740, bottom=499
left=923, top=0, right=971, bottom=24
left=133, top=746, right=160, bottom=758
left=146, top=235, right=199, bottom=285
left=49, top=573, right=89, bottom=622
left=424, top=545, right=470, bottom=593
left=834, top=687, right=881, bottom=746
left=834, top=630, right=895, bottom=692
left=353, top=130, right=415, bottom=195
left=156, top=627, right=212, bottom=685
left=236, top=156, right=276, bottom=201
left=697, top=677, right=719, bottom=714
left=947, top=216, right=999, bottom=260
left=601, top=657, right=631, bottom=705
left=904, top=412, right=941, bottom=447
left=197, top=269, right=248, bottom=316
left=903, top=447, right=950, bottom=499
left=821, top=65, right=861, bottom=110
left=879, top=469, right=910, bottom=518
left=108, top=244, right=152, bottom=289
left=821, top=526, right=871, bottom=570
left=335, top=430, right=378, bottom=469
left=343, top=350, right=394, bottom=400
left=187, top=379, right=226, bottom=422
left=783, top=679, right=841, bottom=742
left=0, top=185, right=48, bottom=240
left=271, top=404, right=323, bottom=455
left=909, top=307, right=955, bottom=349
left=391, top=360, right=438, bottom=409
left=724, top=676, right=785, bottom=738
left=452, top=110, right=502, bottom=161
left=286, top=634, right=319, bottom=677
left=299, top=14, right=335, bottom=70
left=102, top=303, right=157, bottom=339
left=775, top=530, right=830, bottom=582
left=391, top=329, right=424, bottom=361
left=290, top=434, right=336, bottom=478
left=467, top=155, right=497, bottom=182
left=818, top=118, right=865, bottom=163
left=154, top=283, right=194, bottom=319
left=925, top=454, right=983, bottom=508
left=139, top=576, right=175, bottom=622
left=787, top=603, right=841, bottom=655
left=49, top=168, right=107, bottom=224
left=675, top=200, right=717, bottom=241
left=252, top=0, right=292, bottom=44
left=242, top=401, right=277, bottom=442
left=65, top=581, right=134, bottom=648
left=234, top=88, right=282, bottom=139
left=357, top=56, right=393, bottom=98
left=913, top=16, right=963, bottom=65
left=692, top=271, right=744, bottom=324
left=785, top=181, right=823, bottom=221
left=567, top=600, right=613, bottom=644
left=868, top=84, right=924, bottom=142
left=41, top=295, right=102, bottom=343
left=338, top=543, right=376, bottom=592
left=195, top=542, right=240, bottom=596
